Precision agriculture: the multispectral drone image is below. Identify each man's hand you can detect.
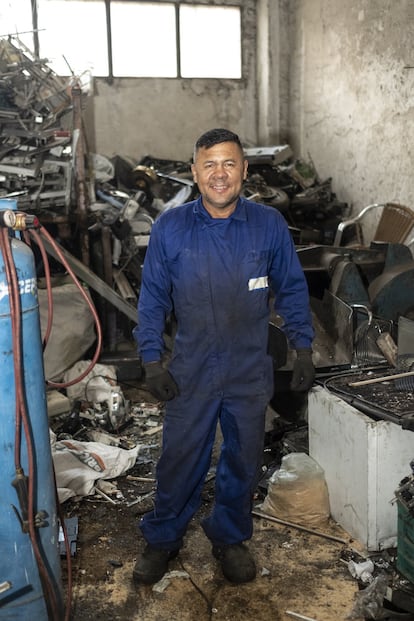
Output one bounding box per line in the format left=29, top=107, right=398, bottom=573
left=144, top=362, right=179, bottom=401
left=290, top=349, right=315, bottom=392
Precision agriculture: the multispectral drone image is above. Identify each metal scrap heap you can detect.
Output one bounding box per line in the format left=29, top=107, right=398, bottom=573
left=0, top=37, right=73, bottom=210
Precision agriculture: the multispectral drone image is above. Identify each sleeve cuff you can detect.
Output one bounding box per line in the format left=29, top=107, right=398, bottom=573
left=141, top=349, right=161, bottom=364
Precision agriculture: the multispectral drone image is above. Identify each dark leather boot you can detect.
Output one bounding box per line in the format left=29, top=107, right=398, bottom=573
left=133, top=544, right=179, bottom=585
left=212, top=543, right=256, bottom=583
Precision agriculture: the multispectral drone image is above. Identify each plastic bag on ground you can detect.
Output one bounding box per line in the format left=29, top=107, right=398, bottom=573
left=259, top=452, right=330, bottom=528
left=50, top=429, right=142, bottom=503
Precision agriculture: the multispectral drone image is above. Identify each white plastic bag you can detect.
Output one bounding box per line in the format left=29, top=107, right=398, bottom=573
left=63, top=361, right=117, bottom=402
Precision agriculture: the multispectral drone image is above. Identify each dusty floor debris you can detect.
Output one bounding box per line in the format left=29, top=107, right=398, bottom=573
left=58, top=383, right=364, bottom=621
left=63, top=498, right=362, bottom=621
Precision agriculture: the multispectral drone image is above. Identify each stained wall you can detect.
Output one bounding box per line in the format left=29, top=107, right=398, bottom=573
left=286, top=0, right=414, bottom=225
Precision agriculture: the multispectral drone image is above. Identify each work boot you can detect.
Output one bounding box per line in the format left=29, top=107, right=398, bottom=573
left=212, top=543, right=256, bottom=584
left=133, top=544, right=179, bottom=585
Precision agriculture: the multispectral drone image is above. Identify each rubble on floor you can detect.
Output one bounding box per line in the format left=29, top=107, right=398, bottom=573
left=50, top=376, right=414, bottom=620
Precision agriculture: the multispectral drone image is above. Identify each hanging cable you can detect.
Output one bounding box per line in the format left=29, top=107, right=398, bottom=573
left=28, top=224, right=103, bottom=389
left=24, top=228, right=54, bottom=350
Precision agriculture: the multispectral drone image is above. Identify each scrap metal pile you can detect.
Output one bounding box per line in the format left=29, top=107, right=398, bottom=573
left=5, top=34, right=414, bottom=396
left=0, top=37, right=73, bottom=210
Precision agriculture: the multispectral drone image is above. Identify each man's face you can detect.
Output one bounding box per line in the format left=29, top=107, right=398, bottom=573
left=191, top=141, right=248, bottom=218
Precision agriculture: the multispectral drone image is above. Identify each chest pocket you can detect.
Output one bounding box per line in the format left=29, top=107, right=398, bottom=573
left=241, top=250, right=271, bottom=282
left=237, top=249, right=272, bottom=319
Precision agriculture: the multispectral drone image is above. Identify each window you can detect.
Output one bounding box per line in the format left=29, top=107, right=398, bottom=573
left=37, top=0, right=108, bottom=76
left=1, top=1, right=242, bottom=79
left=111, top=2, right=177, bottom=77
left=179, top=5, right=241, bottom=79
left=0, top=0, right=33, bottom=51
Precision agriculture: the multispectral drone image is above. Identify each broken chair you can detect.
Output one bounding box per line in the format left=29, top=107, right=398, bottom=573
left=333, top=202, right=414, bottom=247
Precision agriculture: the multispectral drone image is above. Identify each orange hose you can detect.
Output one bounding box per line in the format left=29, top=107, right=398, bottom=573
left=29, top=225, right=103, bottom=389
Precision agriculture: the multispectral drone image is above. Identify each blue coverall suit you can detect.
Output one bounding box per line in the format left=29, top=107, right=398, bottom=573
left=134, top=196, right=314, bottom=551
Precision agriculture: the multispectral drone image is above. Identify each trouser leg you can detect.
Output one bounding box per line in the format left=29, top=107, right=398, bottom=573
left=202, top=394, right=267, bottom=546
left=140, top=395, right=220, bottom=549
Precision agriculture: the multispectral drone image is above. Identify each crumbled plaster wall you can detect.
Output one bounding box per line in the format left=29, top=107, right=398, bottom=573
left=287, top=0, right=414, bottom=226
left=86, top=0, right=258, bottom=162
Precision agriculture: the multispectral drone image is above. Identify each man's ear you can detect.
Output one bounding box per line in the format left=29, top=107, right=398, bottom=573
left=243, top=160, right=248, bottom=180
left=191, top=163, right=197, bottom=182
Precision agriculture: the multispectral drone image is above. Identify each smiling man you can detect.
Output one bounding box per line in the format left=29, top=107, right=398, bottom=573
left=132, top=128, right=315, bottom=586
left=191, top=131, right=248, bottom=217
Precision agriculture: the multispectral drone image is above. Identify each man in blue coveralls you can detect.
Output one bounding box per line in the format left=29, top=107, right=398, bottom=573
left=133, top=128, right=315, bottom=585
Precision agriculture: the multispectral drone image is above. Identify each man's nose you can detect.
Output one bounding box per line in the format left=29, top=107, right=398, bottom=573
left=214, top=165, right=227, bottom=176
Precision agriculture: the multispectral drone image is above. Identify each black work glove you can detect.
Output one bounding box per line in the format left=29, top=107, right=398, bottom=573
left=144, top=361, right=179, bottom=401
left=290, top=349, right=315, bottom=392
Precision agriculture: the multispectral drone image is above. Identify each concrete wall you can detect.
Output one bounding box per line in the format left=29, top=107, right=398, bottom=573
left=86, top=0, right=258, bottom=163
left=286, top=0, right=414, bottom=227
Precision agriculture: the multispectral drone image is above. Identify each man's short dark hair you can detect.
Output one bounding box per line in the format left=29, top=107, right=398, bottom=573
left=194, top=128, right=243, bottom=155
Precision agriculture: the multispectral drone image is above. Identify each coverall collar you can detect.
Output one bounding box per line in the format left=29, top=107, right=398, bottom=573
left=193, top=196, right=248, bottom=222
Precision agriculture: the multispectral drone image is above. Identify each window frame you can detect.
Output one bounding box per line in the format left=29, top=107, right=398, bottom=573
left=31, top=0, right=243, bottom=81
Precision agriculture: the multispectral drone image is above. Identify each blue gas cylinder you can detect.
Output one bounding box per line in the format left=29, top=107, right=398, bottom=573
left=0, top=199, right=63, bottom=619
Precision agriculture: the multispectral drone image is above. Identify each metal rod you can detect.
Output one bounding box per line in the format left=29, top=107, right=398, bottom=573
left=126, top=491, right=154, bottom=508
left=348, top=369, right=414, bottom=387
left=31, top=232, right=137, bottom=322
left=285, top=611, right=318, bottom=621
left=252, top=510, right=349, bottom=544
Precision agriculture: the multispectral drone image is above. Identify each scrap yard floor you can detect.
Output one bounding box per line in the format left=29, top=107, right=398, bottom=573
left=60, top=381, right=365, bottom=621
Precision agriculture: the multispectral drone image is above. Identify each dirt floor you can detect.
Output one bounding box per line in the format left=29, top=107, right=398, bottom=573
left=57, top=381, right=368, bottom=621
left=63, top=504, right=365, bottom=621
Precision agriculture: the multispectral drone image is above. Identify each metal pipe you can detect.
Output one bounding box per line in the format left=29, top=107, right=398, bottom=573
left=286, top=611, right=318, bottom=621
left=252, top=510, right=349, bottom=544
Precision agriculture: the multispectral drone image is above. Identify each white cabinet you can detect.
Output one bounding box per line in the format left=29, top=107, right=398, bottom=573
left=308, top=386, right=414, bottom=551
